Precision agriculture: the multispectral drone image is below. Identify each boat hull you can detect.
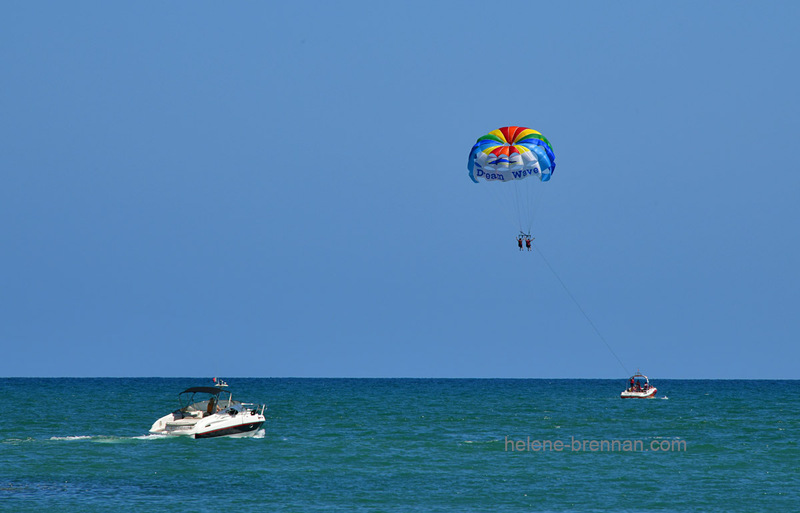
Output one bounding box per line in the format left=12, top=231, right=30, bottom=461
left=620, top=387, right=657, bottom=399
left=194, top=421, right=265, bottom=439
left=150, top=411, right=266, bottom=438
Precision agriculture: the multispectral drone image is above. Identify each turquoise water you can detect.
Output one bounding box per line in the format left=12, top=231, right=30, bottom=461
left=1, top=378, right=798, bottom=512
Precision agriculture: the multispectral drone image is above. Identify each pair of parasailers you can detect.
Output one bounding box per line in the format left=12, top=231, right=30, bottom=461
left=517, top=234, right=534, bottom=251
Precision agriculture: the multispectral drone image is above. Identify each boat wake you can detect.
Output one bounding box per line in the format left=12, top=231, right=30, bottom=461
left=48, top=431, right=265, bottom=442
left=48, top=434, right=166, bottom=443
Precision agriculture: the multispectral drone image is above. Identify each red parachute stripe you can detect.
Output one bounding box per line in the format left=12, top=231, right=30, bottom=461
left=500, top=126, right=523, bottom=144
left=491, top=146, right=512, bottom=157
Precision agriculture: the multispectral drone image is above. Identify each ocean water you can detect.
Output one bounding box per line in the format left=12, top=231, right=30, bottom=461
left=1, top=378, right=798, bottom=512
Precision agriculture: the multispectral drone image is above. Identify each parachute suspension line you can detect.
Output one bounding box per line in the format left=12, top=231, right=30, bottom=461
left=533, top=242, right=630, bottom=375
left=523, top=181, right=541, bottom=236
left=524, top=179, right=534, bottom=235
left=511, top=178, right=540, bottom=236
left=512, top=180, right=525, bottom=234
left=488, top=181, right=523, bottom=234
left=510, top=182, right=539, bottom=238
left=515, top=180, right=528, bottom=235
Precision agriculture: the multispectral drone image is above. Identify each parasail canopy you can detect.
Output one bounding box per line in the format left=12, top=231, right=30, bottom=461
left=467, top=126, right=555, bottom=184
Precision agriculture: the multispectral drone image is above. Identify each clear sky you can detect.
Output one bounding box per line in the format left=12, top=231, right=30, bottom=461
left=2, top=1, right=799, bottom=378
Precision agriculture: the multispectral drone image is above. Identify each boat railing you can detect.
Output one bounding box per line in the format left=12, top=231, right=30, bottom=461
left=240, top=402, right=267, bottom=416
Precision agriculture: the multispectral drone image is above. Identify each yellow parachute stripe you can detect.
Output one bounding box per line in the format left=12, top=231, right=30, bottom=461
left=516, top=128, right=542, bottom=142
left=488, top=129, right=508, bottom=143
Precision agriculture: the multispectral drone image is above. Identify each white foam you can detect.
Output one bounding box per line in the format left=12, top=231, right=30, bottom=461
left=133, top=434, right=167, bottom=440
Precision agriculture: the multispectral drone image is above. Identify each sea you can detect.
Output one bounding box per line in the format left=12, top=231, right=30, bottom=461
left=1, top=378, right=798, bottom=512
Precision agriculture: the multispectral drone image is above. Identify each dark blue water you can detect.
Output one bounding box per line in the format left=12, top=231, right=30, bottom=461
left=1, top=378, right=798, bottom=511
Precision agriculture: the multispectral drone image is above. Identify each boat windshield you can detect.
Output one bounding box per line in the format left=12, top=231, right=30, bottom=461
left=178, top=389, right=234, bottom=413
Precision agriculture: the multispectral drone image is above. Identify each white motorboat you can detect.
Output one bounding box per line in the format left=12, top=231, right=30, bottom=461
left=150, top=385, right=266, bottom=438
left=620, top=372, right=657, bottom=399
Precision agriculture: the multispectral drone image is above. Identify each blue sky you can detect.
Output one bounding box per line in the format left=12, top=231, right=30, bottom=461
left=2, top=1, right=798, bottom=378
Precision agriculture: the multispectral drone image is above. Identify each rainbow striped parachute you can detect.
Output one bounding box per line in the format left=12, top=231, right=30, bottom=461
left=467, top=126, right=555, bottom=184
left=467, top=126, right=556, bottom=234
